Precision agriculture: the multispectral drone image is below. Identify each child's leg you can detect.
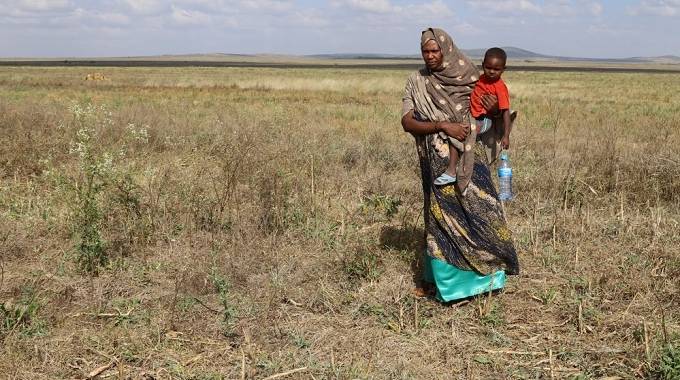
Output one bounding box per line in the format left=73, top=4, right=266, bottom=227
left=446, top=144, right=459, bottom=176
left=477, top=117, right=492, bottom=135
left=434, top=142, right=459, bottom=186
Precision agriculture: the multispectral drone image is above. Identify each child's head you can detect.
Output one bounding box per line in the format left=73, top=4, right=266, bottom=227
left=482, top=47, right=507, bottom=81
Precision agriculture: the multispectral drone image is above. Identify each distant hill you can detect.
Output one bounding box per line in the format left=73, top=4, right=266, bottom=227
left=308, top=47, right=558, bottom=61
left=629, top=55, right=680, bottom=63
left=309, top=47, right=680, bottom=64
left=462, top=47, right=552, bottom=59
left=3, top=49, right=679, bottom=69
left=308, top=53, right=421, bottom=60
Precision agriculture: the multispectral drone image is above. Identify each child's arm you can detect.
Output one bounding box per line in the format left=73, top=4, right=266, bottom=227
left=501, top=109, right=512, bottom=149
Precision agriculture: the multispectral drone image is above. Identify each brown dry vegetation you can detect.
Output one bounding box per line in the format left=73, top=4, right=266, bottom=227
left=0, top=66, right=679, bottom=379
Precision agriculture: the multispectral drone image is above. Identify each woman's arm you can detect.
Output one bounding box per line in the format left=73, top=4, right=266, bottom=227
left=401, top=110, right=470, bottom=140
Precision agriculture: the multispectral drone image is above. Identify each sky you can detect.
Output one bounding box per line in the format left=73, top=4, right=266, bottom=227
left=1, top=0, right=679, bottom=58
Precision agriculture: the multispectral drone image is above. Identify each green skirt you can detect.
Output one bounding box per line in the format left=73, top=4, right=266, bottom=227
left=423, top=255, right=506, bottom=302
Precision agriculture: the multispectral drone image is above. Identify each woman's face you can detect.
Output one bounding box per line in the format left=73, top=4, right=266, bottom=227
left=421, top=39, right=443, bottom=71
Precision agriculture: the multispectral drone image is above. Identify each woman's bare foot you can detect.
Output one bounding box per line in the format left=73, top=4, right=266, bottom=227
left=412, top=283, right=435, bottom=298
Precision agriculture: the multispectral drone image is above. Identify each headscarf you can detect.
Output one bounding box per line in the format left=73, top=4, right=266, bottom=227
left=420, top=27, right=480, bottom=192
left=420, top=28, right=479, bottom=124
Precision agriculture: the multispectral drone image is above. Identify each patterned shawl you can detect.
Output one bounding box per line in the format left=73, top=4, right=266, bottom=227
left=419, top=28, right=480, bottom=192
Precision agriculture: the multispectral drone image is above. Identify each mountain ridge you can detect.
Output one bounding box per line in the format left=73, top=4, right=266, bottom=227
left=309, top=47, right=680, bottom=63
left=3, top=48, right=678, bottom=65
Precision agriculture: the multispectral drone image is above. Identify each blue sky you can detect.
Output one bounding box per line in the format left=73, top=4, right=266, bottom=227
left=1, top=0, right=679, bottom=58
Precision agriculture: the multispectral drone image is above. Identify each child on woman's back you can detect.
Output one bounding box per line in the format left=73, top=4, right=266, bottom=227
left=434, top=47, right=512, bottom=186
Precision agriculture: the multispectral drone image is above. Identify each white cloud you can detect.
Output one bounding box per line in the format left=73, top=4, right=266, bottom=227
left=331, top=0, right=454, bottom=18
left=587, top=2, right=603, bottom=15
left=89, top=10, right=131, bottom=25
left=465, top=0, right=603, bottom=17
left=171, top=0, right=223, bottom=12
left=239, top=0, right=294, bottom=12
left=586, top=23, right=631, bottom=37
left=36, top=7, right=132, bottom=28
left=542, top=1, right=575, bottom=17
left=465, top=0, right=541, bottom=14
left=120, top=0, right=166, bottom=15
left=0, top=0, right=74, bottom=17
left=218, top=15, right=239, bottom=28
left=287, top=8, right=330, bottom=27
left=340, top=0, right=395, bottom=13
left=163, top=0, right=293, bottom=13
left=628, top=0, right=680, bottom=16
left=416, top=0, right=452, bottom=15
left=2, top=0, right=678, bottom=58
left=17, top=0, right=72, bottom=12
left=451, top=21, right=482, bottom=36
left=170, top=5, right=212, bottom=25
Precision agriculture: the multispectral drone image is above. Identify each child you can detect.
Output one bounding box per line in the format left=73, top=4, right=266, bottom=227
left=434, top=47, right=512, bottom=186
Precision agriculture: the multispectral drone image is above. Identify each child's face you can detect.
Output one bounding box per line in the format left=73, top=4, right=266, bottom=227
left=482, top=56, right=506, bottom=81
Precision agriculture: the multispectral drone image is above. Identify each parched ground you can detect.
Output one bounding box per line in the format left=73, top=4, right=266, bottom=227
left=0, top=66, right=679, bottom=379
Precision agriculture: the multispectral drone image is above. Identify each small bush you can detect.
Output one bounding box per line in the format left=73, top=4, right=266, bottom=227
left=66, top=104, right=115, bottom=274
left=360, top=194, right=401, bottom=220
left=342, top=248, right=382, bottom=282
left=62, top=103, right=150, bottom=273
left=652, top=344, right=680, bottom=380
left=0, top=286, right=46, bottom=338
left=209, top=270, right=237, bottom=336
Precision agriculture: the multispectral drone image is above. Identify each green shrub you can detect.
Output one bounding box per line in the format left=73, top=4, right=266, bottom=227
left=66, top=103, right=116, bottom=274
left=652, top=344, right=680, bottom=380
left=63, top=103, right=150, bottom=274
left=0, top=286, right=46, bottom=338
left=342, top=248, right=382, bottom=282
left=209, top=269, right=237, bottom=336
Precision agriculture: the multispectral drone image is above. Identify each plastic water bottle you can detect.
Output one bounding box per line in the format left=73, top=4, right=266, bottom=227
left=498, top=152, right=513, bottom=201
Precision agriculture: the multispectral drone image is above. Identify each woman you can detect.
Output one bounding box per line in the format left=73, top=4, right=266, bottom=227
left=401, top=28, right=519, bottom=302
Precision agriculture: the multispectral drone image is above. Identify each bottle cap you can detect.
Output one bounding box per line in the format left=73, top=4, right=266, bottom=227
left=500, top=151, right=509, bottom=161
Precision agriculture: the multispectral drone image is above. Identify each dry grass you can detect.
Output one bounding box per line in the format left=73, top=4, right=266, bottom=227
left=0, top=66, right=679, bottom=379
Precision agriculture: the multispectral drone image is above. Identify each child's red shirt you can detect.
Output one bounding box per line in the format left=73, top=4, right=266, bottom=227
left=470, top=74, right=509, bottom=118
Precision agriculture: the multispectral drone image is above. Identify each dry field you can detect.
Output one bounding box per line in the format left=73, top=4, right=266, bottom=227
left=0, top=66, right=679, bottom=379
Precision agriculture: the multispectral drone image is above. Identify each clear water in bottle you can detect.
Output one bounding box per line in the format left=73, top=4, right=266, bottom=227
left=497, top=152, right=513, bottom=201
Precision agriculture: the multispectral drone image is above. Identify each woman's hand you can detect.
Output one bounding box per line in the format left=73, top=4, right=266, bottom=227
left=439, top=121, right=469, bottom=141
left=481, top=94, right=500, bottom=115
left=402, top=110, right=469, bottom=140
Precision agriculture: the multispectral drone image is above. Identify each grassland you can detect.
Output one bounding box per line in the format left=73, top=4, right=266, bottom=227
left=0, top=65, right=679, bottom=379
